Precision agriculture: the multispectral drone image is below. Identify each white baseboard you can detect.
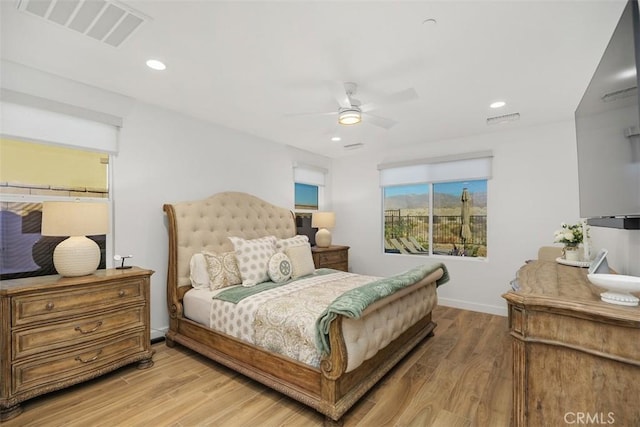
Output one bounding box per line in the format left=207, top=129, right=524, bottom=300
left=438, top=297, right=508, bottom=317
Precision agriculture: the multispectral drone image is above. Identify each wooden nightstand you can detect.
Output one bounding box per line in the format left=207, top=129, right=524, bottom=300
left=0, top=267, right=154, bottom=421
left=311, top=245, right=349, bottom=272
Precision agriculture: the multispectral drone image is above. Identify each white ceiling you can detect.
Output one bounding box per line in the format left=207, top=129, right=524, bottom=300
left=0, top=0, right=628, bottom=158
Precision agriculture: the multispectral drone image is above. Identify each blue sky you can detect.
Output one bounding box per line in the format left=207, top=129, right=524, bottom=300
left=295, top=183, right=318, bottom=207
left=384, top=180, right=487, bottom=197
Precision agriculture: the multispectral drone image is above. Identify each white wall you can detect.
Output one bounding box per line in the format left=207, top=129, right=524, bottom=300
left=332, top=121, right=586, bottom=316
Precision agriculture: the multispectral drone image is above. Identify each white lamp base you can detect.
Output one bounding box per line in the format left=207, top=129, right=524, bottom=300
left=315, top=228, right=332, bottom=248
left=53, top=236, right=101, bottom=277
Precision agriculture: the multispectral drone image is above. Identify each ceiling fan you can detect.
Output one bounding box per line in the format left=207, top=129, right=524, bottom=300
left=290, top=82, right=418, bottom=129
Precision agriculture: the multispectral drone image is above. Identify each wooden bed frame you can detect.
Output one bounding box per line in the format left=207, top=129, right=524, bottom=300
left=163, top=192, right=443, bottom=425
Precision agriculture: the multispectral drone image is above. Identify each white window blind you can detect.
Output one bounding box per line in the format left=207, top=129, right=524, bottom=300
left=1, top=101, right=120, bottom=153
left=379, top=151, right=493, bottom=187
left=294, top=163, right=327, bottom=186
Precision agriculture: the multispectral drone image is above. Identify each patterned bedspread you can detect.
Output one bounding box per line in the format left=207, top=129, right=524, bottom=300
left=210, top=271, right=378, bottom=367
left=209, top=263, right=448, bottom=367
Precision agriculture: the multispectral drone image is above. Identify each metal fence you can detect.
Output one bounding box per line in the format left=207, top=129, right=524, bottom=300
left=384, top=211, right=487, bottom=246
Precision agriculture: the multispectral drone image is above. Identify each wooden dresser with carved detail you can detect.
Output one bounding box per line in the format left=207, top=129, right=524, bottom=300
left=0, top=267, right=154, bottom=421
left=503, top=261, right=640, bottom=427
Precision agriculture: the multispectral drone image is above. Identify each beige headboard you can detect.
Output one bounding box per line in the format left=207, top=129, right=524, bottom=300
left=163, top=192, right=296, bottom=291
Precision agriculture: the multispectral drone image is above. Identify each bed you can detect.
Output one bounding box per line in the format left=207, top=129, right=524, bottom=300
left=163, top=192, right=449, bottom=425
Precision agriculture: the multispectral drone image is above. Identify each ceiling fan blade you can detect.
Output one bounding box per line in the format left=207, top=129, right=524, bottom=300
left=360, top=87, right=418, bottom=112
left=328, top=81, right=352, bottom=109
left=364, top=113, right=397, bottom=129
left=284, top=111, right=337, bottom=117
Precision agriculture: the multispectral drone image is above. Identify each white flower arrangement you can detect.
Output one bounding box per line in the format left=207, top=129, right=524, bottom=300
left=553, top=222, right=585, bottom=247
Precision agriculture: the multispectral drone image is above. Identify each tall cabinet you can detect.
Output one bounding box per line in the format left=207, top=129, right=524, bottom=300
left=503, top=261, right=640, bottom=427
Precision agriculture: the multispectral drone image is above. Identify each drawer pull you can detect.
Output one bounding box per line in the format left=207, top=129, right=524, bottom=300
left=74, top=321, right=103, bottom=334
left=118, top=290, right=125, bottom=297
left=46, top=302, right=55, bottom=310
left=75, top=349, right=102, bottom=364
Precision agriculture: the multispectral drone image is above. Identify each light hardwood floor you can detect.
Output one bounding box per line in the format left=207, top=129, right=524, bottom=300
left=5, top=306, right=512, bottom=427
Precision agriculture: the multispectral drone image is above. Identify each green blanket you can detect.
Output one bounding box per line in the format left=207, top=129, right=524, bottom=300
left=214, top=268, right=336, bottom=303
left=314, top=263, right=449, bottom=355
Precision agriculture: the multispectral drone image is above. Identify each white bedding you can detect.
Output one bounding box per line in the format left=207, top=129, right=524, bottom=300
left=183, top=270, right=439, bottom=372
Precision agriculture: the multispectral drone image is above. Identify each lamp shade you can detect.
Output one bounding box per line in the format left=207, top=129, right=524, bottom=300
left=42, top=201, right=109, bottom=237
left=312, top=212, right=335, bottom=248
left=41, top=201, right=108, bottom=277
left=312, top=212, right=335, bottom=229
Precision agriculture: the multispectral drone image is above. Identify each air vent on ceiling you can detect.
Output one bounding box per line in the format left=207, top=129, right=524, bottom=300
left=17, top=0, right=148, bottom=47
left=344, top=143, right=364, bottom=150
left=486, top=112, right=520, bottom=125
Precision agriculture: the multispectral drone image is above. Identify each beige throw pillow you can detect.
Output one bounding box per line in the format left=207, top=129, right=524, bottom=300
left=285, top=243, right=315, bottom=279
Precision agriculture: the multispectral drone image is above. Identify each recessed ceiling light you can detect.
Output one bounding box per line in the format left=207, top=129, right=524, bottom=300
left=146, top=59, right=166, bottom=71
left=331, top=136, right=341, bottom=142
left=490, top=101, right=506, bottom=109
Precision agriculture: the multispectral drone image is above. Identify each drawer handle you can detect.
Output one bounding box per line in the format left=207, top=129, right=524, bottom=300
left=74, top=321, right=103, bottom=334
left=118, top=290, right=126, bottom=297
left=46, top=302, right=54, bottom=310
left=75, top=349, right=102, bottom=364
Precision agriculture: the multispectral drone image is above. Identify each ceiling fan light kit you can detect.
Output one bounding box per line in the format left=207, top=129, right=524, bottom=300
left=338, top=108, right=362, bottom=125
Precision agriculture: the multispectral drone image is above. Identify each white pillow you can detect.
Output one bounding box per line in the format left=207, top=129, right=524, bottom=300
left=203, top=251, right=242, bottom=290
left=229, top=236, right=277, bottom=287
left=268, top=253, right=292, bottom=283
left=285, top=243, right=315, bottom=279
left=189, top=253, right=210, bottom=289
left=275, top=235, right=309, bottom=253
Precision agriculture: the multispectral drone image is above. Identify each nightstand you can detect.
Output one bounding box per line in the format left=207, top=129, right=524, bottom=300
left=0, top=267, right=154, bottom=421
left=311, top=245, right=349, bottom=272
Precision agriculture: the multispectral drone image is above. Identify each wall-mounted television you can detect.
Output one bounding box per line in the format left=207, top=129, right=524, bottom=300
left=575, top=0, right=640, bottom=229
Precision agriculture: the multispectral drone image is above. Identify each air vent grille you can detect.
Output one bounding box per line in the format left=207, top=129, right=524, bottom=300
left=17, top=0, right=148, bottom=47
left=486, top=112, right=520, bottom=125
left=344, top=143, right=364, bottom=150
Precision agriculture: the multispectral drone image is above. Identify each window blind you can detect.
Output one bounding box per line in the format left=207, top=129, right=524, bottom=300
left=1, top=101, right=120, bottom=154
left=293, top=163, right=327, bottom=186
left=378, top=151, right=493, bottom=187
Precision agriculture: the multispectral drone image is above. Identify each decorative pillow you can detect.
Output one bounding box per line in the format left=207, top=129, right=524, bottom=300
left=229, top=236, right=277, bottom=287
left=275, top=235, right=309, bottom=253
left=189, top=253, right=210, bottom=289
left=203, top=251, right=242, bottom=290
left=268, top=253, right=292, bottom=283
left=285, top=243, right=315, bottom=279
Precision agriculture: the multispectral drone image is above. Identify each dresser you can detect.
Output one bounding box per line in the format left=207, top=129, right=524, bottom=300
left=0, top=267, right=154, bottom=421
left=311, top=245, right=349, bottom=271
left=503, top=261, right=640, bottom=427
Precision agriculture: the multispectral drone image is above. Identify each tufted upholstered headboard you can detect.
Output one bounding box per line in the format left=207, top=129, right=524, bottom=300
left=163, top=192, right=296, bottom=302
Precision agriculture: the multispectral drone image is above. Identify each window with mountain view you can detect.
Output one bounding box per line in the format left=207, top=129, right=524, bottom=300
left=383, top=179, right=487, bottom=258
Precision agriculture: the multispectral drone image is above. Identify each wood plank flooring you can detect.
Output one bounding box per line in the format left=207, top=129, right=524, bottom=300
left=4, top=306, right=512, bottom=427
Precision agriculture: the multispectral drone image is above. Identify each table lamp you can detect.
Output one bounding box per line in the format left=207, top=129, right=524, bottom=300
left=41, top=201, right=108, bottom=277
left=312, top=212, right=335, bottom=248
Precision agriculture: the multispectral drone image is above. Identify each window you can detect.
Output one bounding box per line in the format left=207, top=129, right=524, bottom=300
left=295, top=183, right=318, bottom=210
left=293, top=163, right=326, bottom=211
left=293, top=163, right=328, bottom=245
left=0, top=98, right=119, bottom=279
left=0, top=138, right=110, bottom=279
left=380, top=153, right=491, bottom=258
